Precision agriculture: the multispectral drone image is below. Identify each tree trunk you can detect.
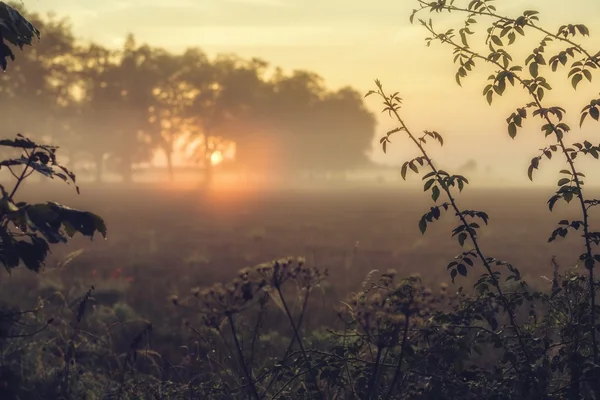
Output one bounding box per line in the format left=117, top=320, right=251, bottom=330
left=165, top=149, right=174, bottom=182
left=202, top=132, right=214, bottom=188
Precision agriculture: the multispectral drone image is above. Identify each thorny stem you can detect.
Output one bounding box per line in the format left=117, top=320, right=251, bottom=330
left=377, top=86, right=539, bottom=393
left=420, top=21, right=598, bottom=364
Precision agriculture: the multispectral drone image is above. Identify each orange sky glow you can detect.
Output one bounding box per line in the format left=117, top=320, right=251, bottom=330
left=23, top=0, right=600, bottom=185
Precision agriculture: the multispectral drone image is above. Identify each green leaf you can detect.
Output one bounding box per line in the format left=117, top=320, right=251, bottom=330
left=563, top=191, right=573, bottom=203
left=491, top=35, right=502, bottom=46
left=508, top=122, right=517, bottom=138
left=409, top=162, right=418, bottom=174
left=457, top=232, right=468, bottom=247
left=527, top=165, right=535, bottom=181
left=486, top=90, right=493, bottom=105
left=557, top=178, right=570, bottom=186
left=529, top=62, right=539, bottom=78
left=572, top=73, right=583, bottom=89
left=432, top=186, right=440, bottom=202
left=537, top=87, right=544, bottom=101
left=457, top=263, right=467, bottom=276
left=0, top=230, right=19, bottom=270
left=48, top=202, right=107, bottom=240
left=418, top=217, right=427, bottom=235
left=424, top=178, right=435, bottom=191
left=16, top=236, right=50, bottom=272
left=450, top=268, right=457, bottom=282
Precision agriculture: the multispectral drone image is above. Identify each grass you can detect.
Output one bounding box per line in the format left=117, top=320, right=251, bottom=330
left=0, top=185, right=594, bottom=399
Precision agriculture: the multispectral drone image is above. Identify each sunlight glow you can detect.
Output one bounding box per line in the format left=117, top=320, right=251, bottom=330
left=210, top=150, right=224, bottom=166
left=149, top=132, right=236, bottom=170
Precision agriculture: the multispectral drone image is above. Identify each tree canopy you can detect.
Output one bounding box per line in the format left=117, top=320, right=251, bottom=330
left=1, top=3, right=378, bottom=183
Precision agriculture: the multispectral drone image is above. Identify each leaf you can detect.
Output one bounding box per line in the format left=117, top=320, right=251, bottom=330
left=548, top=195, right=560, bottom=211
left=572, top=73, right=583, bottom=89
left=432, top=186, right=440, bottom=202
left=409, top=162, right=418, bottom=174
left=457, top=263, right=467, bottom=276
left=590, top=107, right=599, bottom=121
left=423, top=178, right=435, bottom=191
left=40, top=202, right=107, bottom=240
left=557, top=178, right=570, bottom=186
left=401, top=163, right=408, bottom=180
left=418, top=217, right=427, bottom=235
left=508, top=122, right=517, bottom=138
left=529, top=62, right=539, bottom=78
left=24, top=204, right=66, bottom=244
left=16, top=236, right=49, bottom=272
left=0, top=230, right=19, bottom=270
left=0, top=2, right=40, bottom=71
left=457, top=232, right=468, bottom=247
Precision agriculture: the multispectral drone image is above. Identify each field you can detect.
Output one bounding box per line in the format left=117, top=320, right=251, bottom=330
left=6, top=184, right=589, bottom=311
left=1, top=183, right=596, bottom=398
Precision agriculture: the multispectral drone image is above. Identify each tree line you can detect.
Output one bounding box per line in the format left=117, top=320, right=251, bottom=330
left=0, top=3, right=378, bottom=183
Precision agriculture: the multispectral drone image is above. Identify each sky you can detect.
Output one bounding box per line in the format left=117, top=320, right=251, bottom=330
left=22, top=0, right=600, bottom=184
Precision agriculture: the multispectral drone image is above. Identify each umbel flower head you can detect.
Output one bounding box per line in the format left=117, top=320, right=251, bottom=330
left=341, top=272, right=440, bottom=348
left=180, top=257, right=327, bottom=328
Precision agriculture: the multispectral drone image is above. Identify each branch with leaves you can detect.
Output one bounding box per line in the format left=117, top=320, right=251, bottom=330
left=0, top=135, right=106, bottom=274
left=411, top=0, right=600, bottom=366
left=366, top=80, right=543, bottom=395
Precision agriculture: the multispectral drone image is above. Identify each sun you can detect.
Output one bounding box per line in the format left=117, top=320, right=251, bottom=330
left=210, top=151, right=224, bottom=166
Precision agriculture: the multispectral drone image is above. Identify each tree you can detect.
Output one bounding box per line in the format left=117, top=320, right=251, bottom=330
left=313, top=86, right=376, bottom=172
left=180, top=53, right=248, bottom=186
left=144, top=47, right=197, bottom=182
left=0, top=4, right=74, bottom=146
left=70, top=35, right=155, bottom=182
left=0, top=2, right=106, bottom=276
left=68, top=43, right=118, bottom=181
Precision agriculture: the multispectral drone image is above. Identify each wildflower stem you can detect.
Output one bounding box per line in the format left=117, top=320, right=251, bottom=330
left=385, top=311, right=410, bottom=400
left=367, top=344, right=383, bottom=400
left=227, top=313, right=261, bottom=400
left=275, top=285, right=323, bottom=399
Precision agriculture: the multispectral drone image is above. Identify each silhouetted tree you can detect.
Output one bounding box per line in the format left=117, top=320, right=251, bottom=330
left=145, top=47, right=197, bottom=182
left=0, top=5, right=378, bottom=183
left=0, top=4, right=73, bottom=144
